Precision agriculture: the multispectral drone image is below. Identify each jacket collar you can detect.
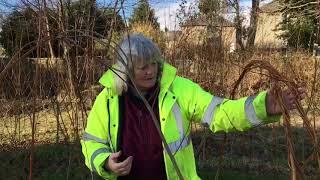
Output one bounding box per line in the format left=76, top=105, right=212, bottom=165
left=98, top=63, right=177, bottom=95
left=98, top=64, right=118, bottom=95
left=159, top=63, right=177, bottom=92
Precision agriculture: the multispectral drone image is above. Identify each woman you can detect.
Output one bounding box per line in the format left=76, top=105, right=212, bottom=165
left=81, top=34, right=306, bottom=180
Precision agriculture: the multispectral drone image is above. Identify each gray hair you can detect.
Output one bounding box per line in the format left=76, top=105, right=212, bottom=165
left=114, top=34, right=163, bottom=94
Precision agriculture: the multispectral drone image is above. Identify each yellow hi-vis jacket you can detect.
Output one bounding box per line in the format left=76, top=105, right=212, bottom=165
left=81, top=63, right=279, bottom=180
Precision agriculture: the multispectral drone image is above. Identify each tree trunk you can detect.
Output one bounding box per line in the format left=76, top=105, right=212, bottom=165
left=42, top=0, right=55, bottom=59
left=58, top=0, right=69, bottom=61
left=234, top=0, right=244, bottom=50
left=317, top=0, right=320, bottom=44
left=246, top=0, right=260, bottom=48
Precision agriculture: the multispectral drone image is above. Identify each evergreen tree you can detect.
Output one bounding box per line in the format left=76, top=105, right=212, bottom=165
left=278, top=0, right=318, bottom=49
left=199, top=0, right=222, bottom=16
left=129, top=0, right=159, bottom=29
left=0, top=7, right=42, bottom=57
left=67, top=0, right=125, bottom=36
left=0, top=1, right=125, bottom=57
left=198, top=0, right=225, bottom=35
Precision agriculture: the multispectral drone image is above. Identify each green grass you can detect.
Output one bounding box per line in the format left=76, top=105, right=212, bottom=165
left=0, top=143, right=101, bottom=180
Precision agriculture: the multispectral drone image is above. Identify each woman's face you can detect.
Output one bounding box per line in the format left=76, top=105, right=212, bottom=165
left=132, top=61, right=158, bottom=92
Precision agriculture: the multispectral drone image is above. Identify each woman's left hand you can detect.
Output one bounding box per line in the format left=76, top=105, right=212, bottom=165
left=266, top=86, right=307, bottom=115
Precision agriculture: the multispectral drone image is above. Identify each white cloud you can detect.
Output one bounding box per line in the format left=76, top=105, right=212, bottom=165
left=154, top=0, right=198, bottom=31
left=154, top=2, right=180, bottom=31
left=260, top=0, right=273, bottom=6
left=240, top=0, right=273, bottom=11
left=240, top=0, right=273, bottom=27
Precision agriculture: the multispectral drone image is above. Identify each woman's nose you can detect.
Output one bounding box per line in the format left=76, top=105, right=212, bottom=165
left=145, top=66, right=152, bottom=75
left=145, top=69, right=152, bottom=75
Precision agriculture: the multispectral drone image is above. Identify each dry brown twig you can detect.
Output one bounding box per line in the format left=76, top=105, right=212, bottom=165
left=231, top=60, right=319, bottom=180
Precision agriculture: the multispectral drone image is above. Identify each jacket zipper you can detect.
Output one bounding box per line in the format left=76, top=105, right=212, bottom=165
left=107, top=98, right=115, bottom=152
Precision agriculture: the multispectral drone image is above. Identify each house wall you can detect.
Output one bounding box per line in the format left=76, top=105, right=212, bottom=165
left=180, top=25, right=236, bottom=51
left=255, top=12, right=284, bottom=48
left=221, top=26, right=236, bottom=51
left=180, top=26, right=207, bottom=45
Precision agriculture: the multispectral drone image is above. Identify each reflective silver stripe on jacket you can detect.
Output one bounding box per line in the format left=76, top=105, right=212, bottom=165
left=82, top=132, right=109, bottom=145
left=202, top=96, right=224, bottom=126
left=91, top=148, right=111, bottom=172
left=172, top=102, right=184, bottom=138
left=167, top=102, right=190, bottom=153
left=245, top=95, right=263, bottom=127
left=168, top=135, right=191, bottom=154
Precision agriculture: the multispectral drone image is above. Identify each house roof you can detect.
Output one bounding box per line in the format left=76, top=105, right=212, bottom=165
left=260, top=0, right=282, bottom=13
left=181, top=15, right=234, bottom=27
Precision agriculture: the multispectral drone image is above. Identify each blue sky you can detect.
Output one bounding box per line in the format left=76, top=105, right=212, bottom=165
left=0, top=0, right=273, bottom=30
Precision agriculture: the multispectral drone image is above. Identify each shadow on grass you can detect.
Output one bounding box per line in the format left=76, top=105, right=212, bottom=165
left=0, top=143, right=103, bottom=180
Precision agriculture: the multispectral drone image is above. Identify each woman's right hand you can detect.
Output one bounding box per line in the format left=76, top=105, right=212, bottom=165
left=105, top=151, right=133, bottom=176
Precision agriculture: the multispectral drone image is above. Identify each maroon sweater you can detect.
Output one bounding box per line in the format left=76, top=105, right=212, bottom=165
left=118, top=86, right=167, bottom=180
